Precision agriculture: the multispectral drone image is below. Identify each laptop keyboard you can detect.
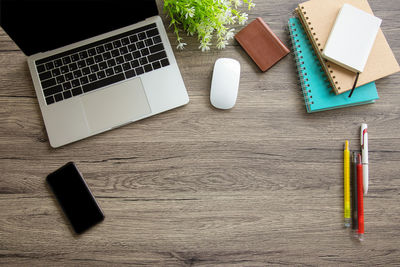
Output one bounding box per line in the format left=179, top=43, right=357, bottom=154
left=35, top=23, right=170, bottom=105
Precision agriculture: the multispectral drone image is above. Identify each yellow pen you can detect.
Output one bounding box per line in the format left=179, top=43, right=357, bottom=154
left=344, top=140, right=351, bottom=227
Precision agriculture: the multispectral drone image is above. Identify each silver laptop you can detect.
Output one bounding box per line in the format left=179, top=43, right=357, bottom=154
left=0, top=0, right=189, bottom=148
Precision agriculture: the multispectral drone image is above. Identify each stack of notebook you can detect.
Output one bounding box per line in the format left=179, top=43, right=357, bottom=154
left=289, top=0, right=400, bottom=113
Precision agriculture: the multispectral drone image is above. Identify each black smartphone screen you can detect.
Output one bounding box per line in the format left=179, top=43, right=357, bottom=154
left=47, top=162, right=104, bottom=234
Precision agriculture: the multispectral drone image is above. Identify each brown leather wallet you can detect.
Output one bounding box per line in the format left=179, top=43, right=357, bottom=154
left=235, top=17, right=290, bottom=72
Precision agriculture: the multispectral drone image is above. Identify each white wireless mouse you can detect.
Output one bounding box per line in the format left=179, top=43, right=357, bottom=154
left=210, top=58, right=241, bottom=109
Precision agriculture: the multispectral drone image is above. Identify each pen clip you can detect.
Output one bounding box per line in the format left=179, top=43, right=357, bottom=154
left=361, top=128, right=367, bottom=149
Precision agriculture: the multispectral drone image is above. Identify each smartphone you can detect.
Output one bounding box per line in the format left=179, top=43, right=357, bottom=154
left=47, top=162, right=104, bottom=234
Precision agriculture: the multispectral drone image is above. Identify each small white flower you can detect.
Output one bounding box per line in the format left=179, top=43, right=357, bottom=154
left=185, top=7, right=195, bottom=19
left=233, top=0, right=243, bottom=8
left=225, top=28, right=235, bottom=40
left=199, top=41, right=211, bottom=52
left=176, top=42, right=187, bottom=50
left=217, top=40, right=228, bottom=49
left=238, top=13, right=248, bottom=25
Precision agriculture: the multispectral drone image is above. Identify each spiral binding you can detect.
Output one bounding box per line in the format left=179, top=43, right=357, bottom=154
left=288, top=20, right=314, bottom=107
left=298, top=5, right=340, bottom=92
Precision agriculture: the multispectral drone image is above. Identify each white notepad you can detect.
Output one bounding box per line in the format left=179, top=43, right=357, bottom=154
left=322, top=4, right=382, bottom=73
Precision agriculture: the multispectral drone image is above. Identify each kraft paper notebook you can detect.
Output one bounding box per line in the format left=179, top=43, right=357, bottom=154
left=297, top=0, right=400, bottom=95
left=288, top=17, right=379, bottom=113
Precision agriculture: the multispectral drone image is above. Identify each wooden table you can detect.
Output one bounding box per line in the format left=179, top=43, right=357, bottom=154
left=1, top=0, right=400, bottom=265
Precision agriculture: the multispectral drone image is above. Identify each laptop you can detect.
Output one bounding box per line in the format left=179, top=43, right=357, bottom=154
left=0, top=0, right=189, bottom=148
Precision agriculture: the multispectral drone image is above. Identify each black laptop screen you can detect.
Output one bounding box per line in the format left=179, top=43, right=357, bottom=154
left=0, top=0, right=158, bottom=56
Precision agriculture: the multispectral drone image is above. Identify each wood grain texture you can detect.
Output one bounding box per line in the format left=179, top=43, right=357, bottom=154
left=1, top=0, right=400, bottom=266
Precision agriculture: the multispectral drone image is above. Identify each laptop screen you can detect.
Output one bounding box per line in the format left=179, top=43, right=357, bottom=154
left=0, top=0, right=158, bottom=56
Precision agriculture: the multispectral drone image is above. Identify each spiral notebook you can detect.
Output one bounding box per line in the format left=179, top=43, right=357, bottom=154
left=288, top=18, right=379, bottom=113
left=296, top=0, right=399, bottom=95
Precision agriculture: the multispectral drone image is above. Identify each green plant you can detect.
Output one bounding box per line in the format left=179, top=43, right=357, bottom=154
left=163, top=0, right=256, bottom=51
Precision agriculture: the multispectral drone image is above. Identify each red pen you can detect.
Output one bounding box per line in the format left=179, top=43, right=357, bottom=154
left=357, top=153, right=365, bottom=241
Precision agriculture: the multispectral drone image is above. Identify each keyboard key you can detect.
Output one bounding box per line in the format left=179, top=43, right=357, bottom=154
left=152, top=61, right=161, bottom=70
left=129, top=34, right=138, bottom=43
left=78, top=60, right=87, bottom=69
left=122, top=62, right=131, bottom=71
left=104, top=43, right=113, bottom=51
left=148, top=51, right=167, bottom=63
left=97, top=71, right=106, bottom=79
left=71, top=53, right=80, bottom=62
left=119, top=46, right=128, bottom=55
left=161, top=58, right=170, bottom=67
left=144, top=64, right=152, bottom=73
left=90, top=64, right=100, bottom=73
left=133, top=51, right=141, bottom=59
left=88, top=74, right=97, bottom=82
left=73, top=70, right=83, bottom=78
left=102, top=52, right=111, bottom=61
left=121, top=37, right=130, bottom=46
left=135, top=66, right=144, bottom=75
left=56, top=75, right=65, bottom=84
left=43, top=84, right=62, bottom=96
left=54, top=59, right=63, bottom=68
left=111, top=49, right=120, bottom=57
left=82, top=67, right=91, bottom=76
left=128, top=43, right=137, bottom=52
left=138, top=32, right=146, bottom=40
left=71, top=79, right=80, bottom=87
left=130, top=60, right=139, bottom=68
left=82, top=73, right=125, bottom=93
left=69, top=62, right=78, bottom=71
left=60, top=66, right=69, bottom=74
left=145, top=38, right=153, bottom=46
left=79, top=50, right=88, bottom=59
left=65, top=73, right=73, bottom=81
left=39, top=71, right=52, bottom=81
left=52, top=68, right=61, bottom=77
left=86, top=57, right=95, bottom=65
left=153, top=35, right=162, bottom=44
left=46, top=96, right=55, bottom=105
left=80, top=76, right=89, bottom=85
left=141, top=48, right=150, bottom=57
left=113, top=40, right=122, bottom=48
left=71, top=87, right=83, bottom=96
left=105, top=68, right=114, bottom=77
left=54, top=93, right=63, bottom=102
left=116, top=56, right=124, bottom=65
left=63, top=90, right=72, bottom=99
left=96, top=45, right=105, bottom=54
left=99, top=62, right=108, bottom=70
left=94, top=55, right=103, bottom=63
left=139, top=57, right=148, bottom=65
left=146, top=28, right=159, bottom=37
left=124, top=53, right=133, bottom=62
left=63, top=81, right=72, bottom=90
left=107, top=58, right=116, bottom=67
left=125, top=69, right=136, bottom=79
left=62, top=56, right=71, bottom=65
left=41, top=78, right=56, bottom=89
left=114, top=65, right=123, bottom=74
left=137, top=41, right=145, bottom=49
left=45, top=61, right=54, bottom=70
left=88, top=48, right=97, bottom=56
left=149, top=43, right=164, bottom=54
left=36, top=64, right=46, bottom=73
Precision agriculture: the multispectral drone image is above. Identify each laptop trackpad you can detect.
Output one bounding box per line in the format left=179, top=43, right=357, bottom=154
left=81, top=78, right=151, bottom=133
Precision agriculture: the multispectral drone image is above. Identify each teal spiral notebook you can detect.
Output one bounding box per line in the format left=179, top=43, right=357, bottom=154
left=288, top=18, right=379, bottom=113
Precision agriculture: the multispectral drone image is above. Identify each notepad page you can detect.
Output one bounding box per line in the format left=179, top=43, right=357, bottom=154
left=323, top=4, right=381, bottom=73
